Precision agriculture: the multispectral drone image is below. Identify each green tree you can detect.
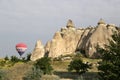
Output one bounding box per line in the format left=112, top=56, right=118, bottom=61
left=4, top=56, right=9, bottom=61
left=68, top=58, right=90, bottom=74
left=26, top=53, right=31, bottom=61
left=10, top=56, right=20, bottom=62
left=98, top=32, right=120, bottom=80
left=34, top=57, right=53, bottom=75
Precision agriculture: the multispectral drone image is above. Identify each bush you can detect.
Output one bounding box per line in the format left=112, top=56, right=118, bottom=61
left=0, top=60, right=6, bottom=67
left=10, top=56, right=20, bottom=63
left=4, top=56, right=9, bottom=61
left=34, top=57, right=53, bottom=75
left=68, top=58, right=90, bottom=74
left=0, top=70, right=7, bottom=80
left=73, top=54, right=82, bottom=59
left=53, top=54, right=73, bottom=61
left=26, top=53, right=31, bottom=61
left=23, top=67, right=43, bottom=80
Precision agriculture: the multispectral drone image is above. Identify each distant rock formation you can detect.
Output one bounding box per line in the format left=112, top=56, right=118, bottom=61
left=97, top=18, right=106, bottom=25
left=31, top=19, right=118, bottom=60
left=45, top=32, right=66, bottom=58
left=44, top=20, right=83, bottom=58
left=30, top=40, right=45, bottom=61
left=66, top=19, right=75, bottom=28
left=77, top=19, right=117, bottom=58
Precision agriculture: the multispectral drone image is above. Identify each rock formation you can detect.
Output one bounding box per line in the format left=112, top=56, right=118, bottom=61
left=84, top=19, right=117, bottom=58
left=45, top=32, right=66, bottom=58
left=66, top=19, right=75, bottom=28
left=30, top=40, right=45, bottom=61
left=45, top=19, right=118, bottom=58
left=44, top=20, right=83, bottom=58
left=31, top=19, right=118, bottom=60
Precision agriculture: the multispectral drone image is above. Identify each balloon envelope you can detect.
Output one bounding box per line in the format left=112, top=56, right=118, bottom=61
left=16, top=43, right=27, bottom=56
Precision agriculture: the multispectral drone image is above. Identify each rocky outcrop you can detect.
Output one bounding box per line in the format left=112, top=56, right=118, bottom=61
left=44, top=19, right=118, bottom=58
left=31, top=19, right=118, bottom=60
left=44, top=20, right=83, bottom=58
left=30, top=40, right=45, bottom=61
left=66, top=19, right=75, bottom=28
left=45, top=32, right=66, bottom=58
left=84, top=19, right=117, bottom=58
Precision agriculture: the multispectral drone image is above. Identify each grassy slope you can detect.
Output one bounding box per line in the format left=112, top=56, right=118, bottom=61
left=0, top=58, right=100, bottom=80
left=1, top=62, right=33, bottom=80
left=52, top=58, right=100, bottom=80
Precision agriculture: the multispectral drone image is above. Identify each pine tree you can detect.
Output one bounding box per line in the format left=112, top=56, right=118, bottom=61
left=98, top=32, right=120, bottom=80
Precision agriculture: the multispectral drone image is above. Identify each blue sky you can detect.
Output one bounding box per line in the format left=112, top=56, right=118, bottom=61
left=0, top=0, right=120, bottom=57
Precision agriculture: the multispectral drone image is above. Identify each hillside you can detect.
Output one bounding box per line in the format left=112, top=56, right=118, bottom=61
left=0, top=57, right=100, bottom=80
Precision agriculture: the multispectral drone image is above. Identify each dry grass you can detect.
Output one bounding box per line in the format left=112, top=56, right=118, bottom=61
left=82, top=57, right=101, bottom=63
left=51, top=58, right=100, bottom=80
left=51, top=60, right=70, bottom=71
left=52, top=58, right=101, bottom=72
left=3, top=62, right=33, bottom=80
left=54, top=71, right=99, bottom=80
left=41, top=75, right=60, bottom=80
left=0, top=58, right=100, bottom=80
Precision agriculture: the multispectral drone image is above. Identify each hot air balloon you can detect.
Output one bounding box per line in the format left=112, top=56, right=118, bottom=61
left=16, top=43, right=27, bottom=57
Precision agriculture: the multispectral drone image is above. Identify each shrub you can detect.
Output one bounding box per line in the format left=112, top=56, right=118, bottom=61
left=10, top=56, right=20, bottom=63
left=4, top=56, right=9, bottom=61
left=23, top=67, right=43, bottom=80
left=34, top=57, right=53, bottom=75
left=0, top=60, right=6, bottom=67
left=26, top=53, right=31, bottom=61
left=68, top=58, right=90, bottom=74
left=0, top=70, right=7, bottom=80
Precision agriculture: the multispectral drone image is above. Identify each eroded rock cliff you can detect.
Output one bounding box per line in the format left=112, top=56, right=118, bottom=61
left=31, top=19, right=118, bottom=60
left=30, top=40, right=45, bottom=61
